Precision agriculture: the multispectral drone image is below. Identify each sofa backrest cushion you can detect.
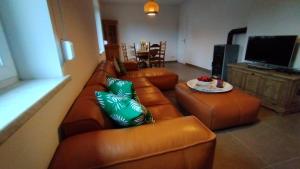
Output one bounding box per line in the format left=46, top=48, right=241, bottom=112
left=61, top=98, right=115, bottom=139
left=86, top=71, right=109, bottom=87
left=78, top=85, right=106, bottom=99
left=96, top=60, right=118, bottom=77
left=60, top=85, right=115, bottom=139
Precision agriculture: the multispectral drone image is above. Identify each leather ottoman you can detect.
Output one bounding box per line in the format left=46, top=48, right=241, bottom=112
left=175, top=82, right=261, bottom=130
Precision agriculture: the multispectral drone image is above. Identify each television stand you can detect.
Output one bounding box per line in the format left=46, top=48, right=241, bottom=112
left=247, top=63, right=274, bottom=70
left=275, top=67, right=300, bottom=75
left=227, top=63, right=300, bottom=114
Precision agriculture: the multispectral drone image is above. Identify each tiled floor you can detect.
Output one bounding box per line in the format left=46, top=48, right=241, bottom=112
left=164, top=62, right=300, bottom=169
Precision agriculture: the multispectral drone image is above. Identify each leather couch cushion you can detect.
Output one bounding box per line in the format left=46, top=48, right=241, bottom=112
left=122, top=68, right=178, bottom=90
left=175, top=83, right=260, bottom=130
left=147, top=104, right=182, bottom=121
left=61, top=98, right=114, bottom=139
left=95, top=60, right=118, bottom=77
left=121, top=77, right=154, bottom=88
left=135, top=86, right=161, bottom=96
left=141, top=68, right=178, bottom=90
left=49, top=116, right=216, bottom=169
left=137, top=91, right=170, bottom=107
left=121, top=70, right=145, bottom=78
left=86, top=71, right=109, bottom=87
left=77, top=85, right=106, bottom=100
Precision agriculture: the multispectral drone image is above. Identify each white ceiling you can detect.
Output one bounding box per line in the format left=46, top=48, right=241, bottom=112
left=100, top=0, right=185, bottom=5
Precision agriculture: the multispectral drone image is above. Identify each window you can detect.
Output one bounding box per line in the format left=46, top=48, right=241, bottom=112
left=93, top=0, right=105, bottom=54
left=0, top=18, right=18, bottom=88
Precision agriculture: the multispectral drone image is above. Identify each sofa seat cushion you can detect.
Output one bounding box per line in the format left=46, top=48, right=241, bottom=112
left=61, top=99, right=114, bottom=139
left=121, top=70, right=145, bottom=79
left=121, top=77, right=154, bottom=88
left=135, top=86, right=161, bottom=96
left=121, top=68, right=178, bottom=90
left=147, top=104, right=182, bottom=121
left=137, top=92, right=170, bottom=107
left=141, top=68, right=178, bottom=90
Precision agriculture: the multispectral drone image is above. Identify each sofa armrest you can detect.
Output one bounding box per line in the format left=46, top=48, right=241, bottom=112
left=49, top=116, right=216, bottom=169
left=123, top=61, right=139, bottom=71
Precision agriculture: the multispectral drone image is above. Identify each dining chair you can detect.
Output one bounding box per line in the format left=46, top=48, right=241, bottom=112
left=159, top=41, right=167, bottom=67
left=130, top=43, right=138, bottom=61
left=121, top=43, right=128, bottom=61
left=148, top=43, right=161, bottom=67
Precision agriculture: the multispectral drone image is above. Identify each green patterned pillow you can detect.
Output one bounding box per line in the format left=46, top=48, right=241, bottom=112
left=107, top=77, right=134, bottom=99
left=106, top=77, right=155, bottom=124
left=95, top=91, right=145, bottom=127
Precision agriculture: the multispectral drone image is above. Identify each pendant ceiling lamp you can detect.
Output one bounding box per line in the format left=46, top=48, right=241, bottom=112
left=144, top=0, right=160, bottom=16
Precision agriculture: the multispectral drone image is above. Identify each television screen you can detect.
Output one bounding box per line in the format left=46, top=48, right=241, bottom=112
left=245, top=35, right=297, bottom=67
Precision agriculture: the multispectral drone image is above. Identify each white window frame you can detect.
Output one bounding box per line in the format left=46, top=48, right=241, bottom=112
left=93, top=0, right=105, bottom=54
left=0, top=18, right=18, bottom=89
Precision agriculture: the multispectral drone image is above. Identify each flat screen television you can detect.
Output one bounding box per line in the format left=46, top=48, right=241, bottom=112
left=245, top=35, right=297, bottom=67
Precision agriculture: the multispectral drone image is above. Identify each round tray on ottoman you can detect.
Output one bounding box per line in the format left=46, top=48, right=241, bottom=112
left=175, top=82, right=261, bottom=130
left=187, top=79, right=233, bottom=93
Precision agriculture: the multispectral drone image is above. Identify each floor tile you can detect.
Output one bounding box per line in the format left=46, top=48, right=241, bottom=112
left=265, top=157, right=300, bottom=169
left=213, top=132, right=266, bottom=169
left=263, top=113, right=300, bottom=141
left=229, top=122, right=300, bottom=165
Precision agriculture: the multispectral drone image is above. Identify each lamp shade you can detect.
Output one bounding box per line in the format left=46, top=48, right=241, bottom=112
left=144, top=0, right=159, bottom=16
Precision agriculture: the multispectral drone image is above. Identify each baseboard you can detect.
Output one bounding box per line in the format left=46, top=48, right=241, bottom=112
left=165, top=60, right=177, bottom=63
left=185, top=63, right=211, bottom=74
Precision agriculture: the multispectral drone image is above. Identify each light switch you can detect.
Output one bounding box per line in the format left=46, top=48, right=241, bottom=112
left=61, top=40, right=76, bottom=61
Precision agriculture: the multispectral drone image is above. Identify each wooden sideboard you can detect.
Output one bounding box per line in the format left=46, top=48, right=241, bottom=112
left=228, top=64, right=300, bottom=114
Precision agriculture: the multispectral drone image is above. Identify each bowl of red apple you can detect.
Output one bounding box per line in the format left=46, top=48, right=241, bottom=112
left=197, top=75, right=213, bottom=86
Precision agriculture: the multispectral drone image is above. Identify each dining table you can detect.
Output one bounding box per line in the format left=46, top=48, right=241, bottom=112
left=136, top=50, right=149, bottom=68
left=136, top=50, right=149, bottom=60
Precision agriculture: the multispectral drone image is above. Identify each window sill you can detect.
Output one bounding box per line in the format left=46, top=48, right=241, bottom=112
left=0, top=75, right=71, bottom=145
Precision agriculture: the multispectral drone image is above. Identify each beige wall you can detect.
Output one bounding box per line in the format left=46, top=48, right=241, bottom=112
left=178, top=0, right=300, bottom=70
left=245, top=0, right=300, bottom=69
left=0, top=0, right=103, bottom=169
left=100, top=2, right=179, bottom=61
left=177, top=0, right=254, bottom=69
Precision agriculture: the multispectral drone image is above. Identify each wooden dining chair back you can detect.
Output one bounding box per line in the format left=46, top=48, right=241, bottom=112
left=148, top=43, right=161, bottom=67
left=130, top=43, right=138, bottom=61
left=121, top=43, right=128, bottom=61
left=159, top=41, right=167, bottom=67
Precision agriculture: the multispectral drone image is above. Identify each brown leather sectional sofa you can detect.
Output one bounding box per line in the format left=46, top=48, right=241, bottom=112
left=49, top=61, right=216, bottom=169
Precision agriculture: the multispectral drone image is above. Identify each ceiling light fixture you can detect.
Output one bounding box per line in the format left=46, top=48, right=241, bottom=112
left=144, top=0, right=159, bottom=16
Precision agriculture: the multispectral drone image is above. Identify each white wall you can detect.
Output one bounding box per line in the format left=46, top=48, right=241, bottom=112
left=0, top=0, right=63, bottom=80
left=0, top=0, right=102, bottom=168
left=245, top=0, right=300, bottom=69
left=178, top=0, right=300, bottom=70
left=178, top=0, right=254, bottom=70
left=100, top=2, right=179, bottom=61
